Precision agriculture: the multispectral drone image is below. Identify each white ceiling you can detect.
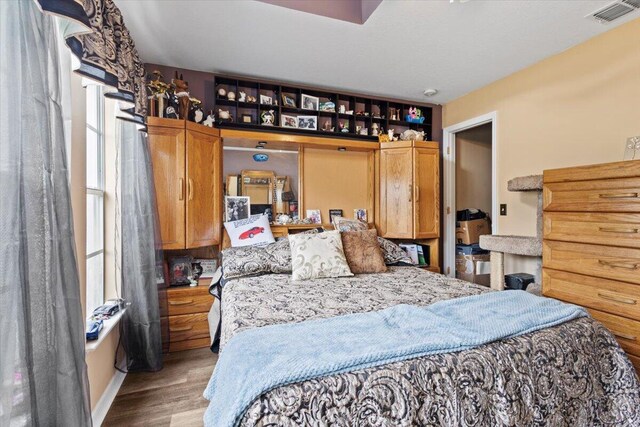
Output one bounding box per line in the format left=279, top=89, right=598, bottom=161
left=115, top=0, right=639, bottom=104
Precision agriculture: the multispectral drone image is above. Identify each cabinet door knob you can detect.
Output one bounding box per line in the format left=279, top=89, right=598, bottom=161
left=178, top=178, right=184, bottom=201
left=408, top=184, right=412, bottom=203
left=188, top=179, right=194, bottom=201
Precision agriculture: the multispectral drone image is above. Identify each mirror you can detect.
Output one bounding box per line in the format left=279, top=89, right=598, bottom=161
left=241, top=170, right=275, bottom=205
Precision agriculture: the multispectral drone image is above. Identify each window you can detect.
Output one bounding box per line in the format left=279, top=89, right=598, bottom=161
left=86, top=85, right=104, bottom=318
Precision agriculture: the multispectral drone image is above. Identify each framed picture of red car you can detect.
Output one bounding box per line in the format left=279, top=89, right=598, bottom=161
left=225, top=196, right=250, bottom=222
left=223, top=214, right=275, bottom=248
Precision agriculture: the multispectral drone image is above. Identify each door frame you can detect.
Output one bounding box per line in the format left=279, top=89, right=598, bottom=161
left=442, top=111, right=498, bottom=277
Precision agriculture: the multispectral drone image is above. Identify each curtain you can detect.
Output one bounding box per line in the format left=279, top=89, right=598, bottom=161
left=0, top=0, right=92, bottom=425
left=118, top=121, right=167, bottom=371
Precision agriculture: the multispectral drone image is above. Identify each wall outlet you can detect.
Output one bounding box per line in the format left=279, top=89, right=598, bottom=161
left=500, top=204, right=507, bottom=216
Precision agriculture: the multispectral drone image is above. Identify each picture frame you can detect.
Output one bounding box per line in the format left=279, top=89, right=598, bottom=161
left=301, top=94, right=319, bottom=111
left=281, top=94, right=296, bottom=107
left=281, top=114, right=298, bottom=128
left=306, top=209, right=322, bottom=224
left=169, top=256, right=194, bottom=286
left=329, top=209, right=343, bottom=224
left=259, top=94, right=273, bottom=105
left=241, top=114, right=253, bottom=124
left=225, top=196, right=251, bottom=222
left=297, top=115, right=317, bottom=130
left=354, top=208, right=367, bottom=222
left=195, top=258, right=218, bottom=278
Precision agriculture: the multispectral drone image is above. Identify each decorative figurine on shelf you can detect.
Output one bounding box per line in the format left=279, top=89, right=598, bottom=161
left=359, top=127, right=368, bottom=136
left=261, top=109, right=275, bottom=126
left=378, top=133, right=390, bottom=143
left=371, top=122, right=379, bottom=136
left=165, top=91, right=179, bottom=119
left=406, top=107, right=426, bottom=123
left=387, top=129, right=399, bottom=141
left=227, top=91, right=236, bottom=101
left=400, top=129, right=425, bottom=142
left=238, top=91, right=247, bottom=102
left=247, top=95, right=257, bottom=103
left=217, top=87, right=227, bottom=98
left=146, top=70, right=170, bottom=118
left=171, top=72, right=190, bottom=120
left=202, top=111, right=215, bottom=127
left=218, top=109, right=231, bottom=121
left=189, top=98, right=204, bottom=123
left=339, top=122, right=349, bottom=133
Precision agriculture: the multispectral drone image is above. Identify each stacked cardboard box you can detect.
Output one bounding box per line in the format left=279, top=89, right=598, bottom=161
left=455, top=244, right=490, bottom=287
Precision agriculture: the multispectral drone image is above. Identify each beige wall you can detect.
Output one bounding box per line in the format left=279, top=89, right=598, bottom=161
left=70, top=72, right=121, bottom=411
left=455, top=123, right=492, bottom=215
left=444, top=17, right=640, bottom=275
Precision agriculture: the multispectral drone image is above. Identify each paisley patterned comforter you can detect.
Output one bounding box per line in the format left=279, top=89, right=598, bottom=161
left=220, top=267, right=640, bottom=426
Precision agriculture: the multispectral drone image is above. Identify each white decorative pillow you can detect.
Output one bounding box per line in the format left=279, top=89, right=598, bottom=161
left=224, top=214, right=275, bottom=247
left=289, top=230, right=353, bottom=281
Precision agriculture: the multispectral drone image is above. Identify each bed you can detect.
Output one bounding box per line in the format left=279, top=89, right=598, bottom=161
left=208, top=265, right=640, bottom=426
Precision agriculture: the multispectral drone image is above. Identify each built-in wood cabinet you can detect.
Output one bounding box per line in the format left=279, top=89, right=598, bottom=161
left=378, top=141, right=440, bottom=239
left=148, top=118, right=222, bottom=249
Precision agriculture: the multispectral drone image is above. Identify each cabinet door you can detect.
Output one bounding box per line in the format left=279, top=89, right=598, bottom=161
left=379, top=148, right=414, bottom=238
left=148, top=125, right=186, bottom=249
left=185, top=129, right=221, bottom=248
left=414, top=147, right=440, bottom=238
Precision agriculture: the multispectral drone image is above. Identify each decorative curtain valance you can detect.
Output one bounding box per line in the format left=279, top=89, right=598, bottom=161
left=36, top=0, right=147, bottom=126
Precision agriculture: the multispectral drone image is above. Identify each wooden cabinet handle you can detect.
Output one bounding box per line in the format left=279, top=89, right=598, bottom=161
left=408, top=184, right=412, bottom=203
left=598, top=192, right=638, bottom=199
left=168, top=299, right=194, bottom=306
left=597, top=292, right=637, bottom=305
left=170, top=325, right=193, bottom=333
left=414, top=185, right=420, bottom=202
left=599, top=227, right=639, bottom=234
left=178, top=178, right=184, bottom=200
left=612, top=331, right=637, bottom=341
left=598, top=260, right=640, bottom=270
left=188, top=179, right=194, bottom=200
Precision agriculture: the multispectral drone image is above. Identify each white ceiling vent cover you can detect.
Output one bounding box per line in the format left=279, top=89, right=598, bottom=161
left=586, top=0, right=639, bottom=23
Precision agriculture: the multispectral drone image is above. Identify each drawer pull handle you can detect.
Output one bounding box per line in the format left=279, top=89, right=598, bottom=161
left=599, top=227, right=639, bottom=234
left=612, top=331, right=637, bottom=342
left=170, top=325, right=193, bottom=333
left=168, top=299, right=194, bottom=306
left=598, top=260, right=640, bottom=270
left=597, top=292, right=637, bottom=305
left=598, top=192, right=639, bottom=199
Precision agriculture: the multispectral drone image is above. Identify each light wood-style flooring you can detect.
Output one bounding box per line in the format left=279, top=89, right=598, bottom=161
left=103, top=348, right=217, bottom=426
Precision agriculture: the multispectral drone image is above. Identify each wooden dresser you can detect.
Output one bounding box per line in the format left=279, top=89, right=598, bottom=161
left=167, top=279, right=214, bottom=352
left=542, top=160, right=640, bottom=373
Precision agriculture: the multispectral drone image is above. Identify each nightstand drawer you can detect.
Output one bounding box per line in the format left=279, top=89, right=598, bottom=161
left=543, top=240, right=640, bottom=285
left=543, top=177, right=640, bottom=212
left=543, top=269, right=640, bottom=321
left=543, top=212, right=640, bottom=249
left=168, top=293, right=213, bottom=316
left=588, top=308, right=640, bottom=358
left=168, top=313, right=210, bottom=342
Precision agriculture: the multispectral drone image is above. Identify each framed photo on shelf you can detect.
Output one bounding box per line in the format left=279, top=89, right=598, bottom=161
left=281, top=114, right=298, bottom=128
left=297, top=115, right=317, bottom=130
left=169, top=256, right=193, bottom=286
left=354, top=208, right=367, bottom=222
left=225, top=196, right=250, bottom=222
left=259, top=94, right=273, bottom=105
left=282, top=94, right=296, bottom=107
left=241, top=114, right=253, bottom=124
left=329, top=209, right=343, bottom=224
left=301, top=94, right=319, bottom=111
left=306, top=209, right=322, bottom=224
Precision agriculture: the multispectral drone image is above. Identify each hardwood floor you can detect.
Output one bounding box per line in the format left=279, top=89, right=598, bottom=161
left=103, top=348, right=217, bottom=427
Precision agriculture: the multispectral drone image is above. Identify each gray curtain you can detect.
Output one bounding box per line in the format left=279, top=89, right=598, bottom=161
left=119, top=121, right=167, bottom=371
left=0, top=1, right=92, bottom=425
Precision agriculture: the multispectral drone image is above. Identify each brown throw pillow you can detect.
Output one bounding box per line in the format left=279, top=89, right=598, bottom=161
left=341, top=229, right=388, bottom=274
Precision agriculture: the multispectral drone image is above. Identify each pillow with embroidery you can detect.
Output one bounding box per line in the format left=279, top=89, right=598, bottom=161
left=289, top=230, right=353, bottom=281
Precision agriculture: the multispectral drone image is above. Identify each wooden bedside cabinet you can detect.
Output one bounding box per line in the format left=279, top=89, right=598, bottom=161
left=167, top=278, right=214, bottom=352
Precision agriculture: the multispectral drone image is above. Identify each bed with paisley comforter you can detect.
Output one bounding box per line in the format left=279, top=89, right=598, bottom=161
left=211, top=266, right=640, bottom=426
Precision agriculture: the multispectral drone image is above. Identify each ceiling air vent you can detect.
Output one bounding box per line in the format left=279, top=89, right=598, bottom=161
left=587, top=0, right=639, bottom=23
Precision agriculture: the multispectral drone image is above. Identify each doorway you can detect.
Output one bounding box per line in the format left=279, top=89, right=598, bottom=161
left=442, top=112, right=497, bottom=278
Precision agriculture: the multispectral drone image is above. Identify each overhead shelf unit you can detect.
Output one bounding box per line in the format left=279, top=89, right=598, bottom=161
left=212, top=75, right=434, bottom=142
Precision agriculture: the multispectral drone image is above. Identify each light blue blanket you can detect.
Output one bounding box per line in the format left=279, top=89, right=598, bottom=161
left=203, top=291, right=586, bottom=427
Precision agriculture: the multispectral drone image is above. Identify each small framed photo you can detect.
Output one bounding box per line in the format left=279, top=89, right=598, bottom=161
left=241, top=114, right=253, bottom=124
left=225, top=196, right=251, bottom=222
left=354, top=208, right=367, bottom=222
left=306, top=209, right=322, bottom=224
left=259, top=94, right=273, bottom=105
left=282, top=94, right=296, bottom=107
left=169, top=256, right=194, bottom=286
left=329, top=209, right=343, bottom=224
left=195, top=258, right=218, bottom=278
left=297, top=115, right=317, bottom=130
left=281, top=114, right=298, bottom=128
left=301, top=94, right=319, bottom=110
